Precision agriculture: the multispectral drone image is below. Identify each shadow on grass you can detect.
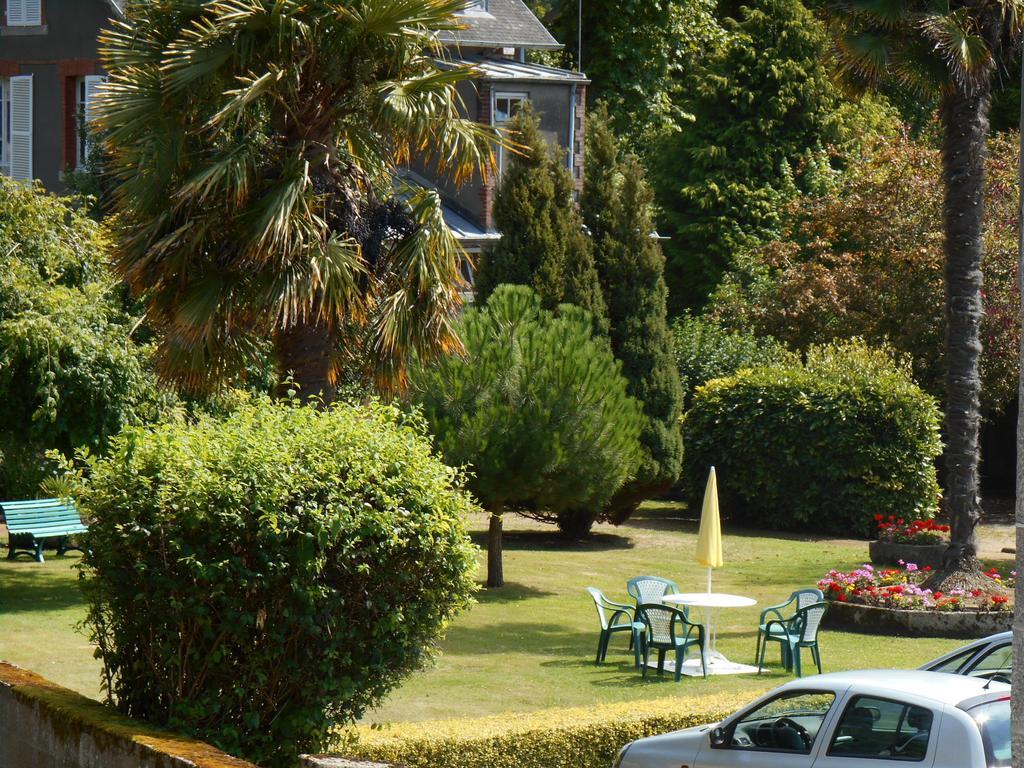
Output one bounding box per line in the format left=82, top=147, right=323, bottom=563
left=539, top=656, right=781, bottom=688
left=468, top=529, right=634, bottom=552
left=473, top=581, right=555, bottom=603
left=442, top=621, right=594, bottom=656
left=0, top=561, right=83, bottom=614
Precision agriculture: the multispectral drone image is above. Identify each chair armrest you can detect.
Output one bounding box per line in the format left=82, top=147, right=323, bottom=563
left=607, top=607, right=635, bottom=628
left=759, top=598, right=794, bottom=625
left=764, top=618, right=791, bottom=636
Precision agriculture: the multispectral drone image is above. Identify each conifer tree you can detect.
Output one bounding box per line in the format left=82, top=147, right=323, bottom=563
left=474, top=108, right=605, bottom=325
left=582, top=106, right=683, bottom=521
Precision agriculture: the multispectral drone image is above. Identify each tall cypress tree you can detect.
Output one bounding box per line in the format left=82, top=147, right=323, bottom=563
left=582, top=106, right=683, bottom=521
left=474, top=108, right=604, bottom=324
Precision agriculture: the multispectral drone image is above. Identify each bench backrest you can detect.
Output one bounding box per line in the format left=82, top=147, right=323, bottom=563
left=1, top=498, right=85, bottom=536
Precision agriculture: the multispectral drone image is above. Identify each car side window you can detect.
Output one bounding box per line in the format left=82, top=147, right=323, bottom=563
left=722, top=691, right=836, bottom=754
left=966, top=644, right=1012, bottom=681
left=828, top=696, right=933, bottom=761
left=927, top=646, right=978, bottom=674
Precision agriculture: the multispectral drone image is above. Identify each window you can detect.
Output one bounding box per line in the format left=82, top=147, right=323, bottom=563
left=459, top=0, right=487, bottom=11
left=1, top=74, right=31, bottom=181
left=964, top=643, right=1012, bottom=682
left=76, top=75, right=107, bottom=167
left=492, top=92, right=528, bottom=179
left=0, top=78, right=9, bottom=174
left=5, top=0, right=43, bottom=26
left=970, top=699, right=1011, bottom=768
left=925, top=645, right=981, bottom=674
left=828, top=696, right=933, bottom=761
left=719, top=691, right=836, bottom=754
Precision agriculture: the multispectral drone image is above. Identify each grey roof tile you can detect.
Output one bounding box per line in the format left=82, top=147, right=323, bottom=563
left=441, top=0, right=561, bottom=50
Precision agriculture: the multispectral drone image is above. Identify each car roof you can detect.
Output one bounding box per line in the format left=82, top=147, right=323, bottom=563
left=919, top=631, right=1012, bottom=669
left=776, top=669, right=1009, bottom=706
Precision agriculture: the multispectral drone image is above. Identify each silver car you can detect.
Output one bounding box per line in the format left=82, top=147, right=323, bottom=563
left=613, top=670, right=1009, bottom=767
left=920, top=631, right=1011, bottom=682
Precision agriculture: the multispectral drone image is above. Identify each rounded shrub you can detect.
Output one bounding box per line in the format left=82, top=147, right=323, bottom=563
left=683, top=341, right=941, bottom=536
left=69, top=396, right=478, bottom=767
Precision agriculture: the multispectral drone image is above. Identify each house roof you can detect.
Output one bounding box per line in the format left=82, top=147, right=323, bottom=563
left=442, top=0, right=561, bottom=50
left=454, top=56, right=588, bottom=84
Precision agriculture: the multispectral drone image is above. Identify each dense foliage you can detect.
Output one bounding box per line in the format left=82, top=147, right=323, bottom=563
left=474, top=109, right=605, bottom=325
left=98, top=0, right=495, bottom=399
left=410, top=286, right=642, bottom=544
left=581, top=107, right=682, bottom=518
left=0, top=178, right=161, bottom=497
left=671, top=314, right=793, bottom=408
left=652, top=0, right=862, bottom=308
left=683, top=342, right=942, bottom=536
left=710, top=131, right=1020, bottom=411
left=71, top=397, right=478, bottom=767
left=349, top=692, right=750, bottom=768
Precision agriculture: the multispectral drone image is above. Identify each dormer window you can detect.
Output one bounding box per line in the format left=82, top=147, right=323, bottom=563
left=5, top=0, right=43, bottom=26
left=459, top=0, right=487, bottom=13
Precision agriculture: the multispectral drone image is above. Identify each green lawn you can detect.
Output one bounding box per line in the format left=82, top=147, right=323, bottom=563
left=0, top=503, right=986, bottom=722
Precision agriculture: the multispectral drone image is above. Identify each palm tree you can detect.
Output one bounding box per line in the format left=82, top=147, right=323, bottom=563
left=824, top=0, right=1023, bottom=590
left=96, top=0, right=497, bottom=401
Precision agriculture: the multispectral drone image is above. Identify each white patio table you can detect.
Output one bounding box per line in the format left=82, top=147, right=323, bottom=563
left=661, top=592, right=758, bottom=676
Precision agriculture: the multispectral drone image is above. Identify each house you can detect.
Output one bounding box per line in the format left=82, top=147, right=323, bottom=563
left=0, top=0, right=587, bottom=255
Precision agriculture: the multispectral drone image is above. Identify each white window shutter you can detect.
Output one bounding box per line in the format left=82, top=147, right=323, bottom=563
left=83, top=76, right=106, bottom=125
left=9, top=75, right=33, bottom=182
left=24, top=0, right=41, bottom=26
left=5, top=0, right=26, bottom=26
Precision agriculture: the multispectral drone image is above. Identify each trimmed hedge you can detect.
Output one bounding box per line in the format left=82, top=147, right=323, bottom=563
left=345, top=693, right=759, bottom=768
left=683, top=341, right=941, bottom=536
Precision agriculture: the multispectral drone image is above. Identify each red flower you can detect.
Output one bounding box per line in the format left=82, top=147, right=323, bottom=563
left=837, top=593, right=847, bottom=603
left=933, top=591, right=943, bottom=599
left=922, top=566, right=932, bottom=572
left=992, top=596, right=1009, bottom=605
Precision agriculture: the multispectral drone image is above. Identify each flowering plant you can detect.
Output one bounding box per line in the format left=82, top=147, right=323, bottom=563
left=818, top=562, right=1014, bottom=612
left=874, top=515, right=949, bottom=545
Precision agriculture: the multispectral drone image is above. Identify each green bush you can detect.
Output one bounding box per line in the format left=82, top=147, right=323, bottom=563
left=683, top=341, right=941, bottom=536
left=345, top=692, right=758, bottom=768
left=68, top=397, right=479, bottom=768
left=672, top=314, right=794, bottom=408
left=0, top=177, right=165, bottom=497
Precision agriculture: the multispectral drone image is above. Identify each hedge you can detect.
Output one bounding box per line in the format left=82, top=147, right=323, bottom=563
left=343, top=692, right=760, bottom=768
left=683, top=341, right=942, bottom=536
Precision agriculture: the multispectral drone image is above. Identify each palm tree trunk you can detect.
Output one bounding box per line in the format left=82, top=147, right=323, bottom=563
left=275, top=320, right=337, bottom=405
left=925, top=86, right=990, bottom=593
left=487, top=508, right=504, bottom=588
left=1012, top=55, right=1024, bottom=767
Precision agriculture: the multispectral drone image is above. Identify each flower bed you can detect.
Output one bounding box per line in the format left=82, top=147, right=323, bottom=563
left=819, top=562, right=1013, bottom=612
left=819, top=562, right=1014, bottom=638
left=869, top=516, right=949, bottom=568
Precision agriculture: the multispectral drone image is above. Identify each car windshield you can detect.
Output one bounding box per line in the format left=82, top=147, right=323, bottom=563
left=969, top=699, right=1010, bottom=767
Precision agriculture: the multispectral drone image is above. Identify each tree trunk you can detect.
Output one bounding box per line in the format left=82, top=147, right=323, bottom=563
left=487, top=508, right=504, bottom=588
left=924, top=86, right=991, bottom=594
left=274, top=320, right=337, bottom=405
left=1012, top=55, right=1024, bottom=768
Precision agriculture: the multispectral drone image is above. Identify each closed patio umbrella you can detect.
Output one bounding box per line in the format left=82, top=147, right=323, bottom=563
left=696, top=466, right=723, bottom=593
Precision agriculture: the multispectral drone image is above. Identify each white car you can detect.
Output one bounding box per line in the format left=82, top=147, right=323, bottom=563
left=920, top=631, right=1011, bottom=681
left=613, top=670, right=1009, bottom=767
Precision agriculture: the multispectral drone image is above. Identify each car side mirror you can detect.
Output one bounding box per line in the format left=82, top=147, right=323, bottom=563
left=710, top=726, right=727, bottom=747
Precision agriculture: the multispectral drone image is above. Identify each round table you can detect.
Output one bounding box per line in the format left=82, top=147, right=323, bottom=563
left=663, top=592, right=758, bottom=676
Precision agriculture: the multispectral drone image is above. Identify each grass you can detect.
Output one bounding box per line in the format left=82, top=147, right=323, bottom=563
left=1, top=502, right=1004, bottom=722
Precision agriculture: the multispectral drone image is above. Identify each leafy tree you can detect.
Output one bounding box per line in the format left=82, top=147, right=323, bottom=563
left=67, top=396, right=478, bottom=767
left=536, top=0, right=726, bottom=151
left=825, top=0, right=1024, bottom=591
left=709, top=130, right=1020, bottom=412
left=409, top=286, right=643, bottom=586
left=580, top=106, right=682, bottom=520
left=653, top=0, right=853, bottom=308
left=97, top=0, right=495, bottom=401
left=0, top=178, right=165, bottom=497
left=473, top=108, right=605, bottom=324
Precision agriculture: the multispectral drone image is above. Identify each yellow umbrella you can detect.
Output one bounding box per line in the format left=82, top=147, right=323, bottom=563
left=696, top=466, right=723, bottom=592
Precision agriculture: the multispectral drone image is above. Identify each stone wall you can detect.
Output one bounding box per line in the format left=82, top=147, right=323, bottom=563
left=0, top=661, right=257, bottom=768
left=301, top=759, right=398, bottom=768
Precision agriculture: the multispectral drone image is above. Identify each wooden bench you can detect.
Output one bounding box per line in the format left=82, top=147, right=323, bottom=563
left=1, top=498, right=88, bottom=563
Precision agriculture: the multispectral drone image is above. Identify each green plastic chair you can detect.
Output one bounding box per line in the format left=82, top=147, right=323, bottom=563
left=757, top=601, right=828, bottom=677
left=636, top=603, right=707, bottom=681
left=586, top=587, right=644, bottom=667
left=755, top=588, right=822, bottom=670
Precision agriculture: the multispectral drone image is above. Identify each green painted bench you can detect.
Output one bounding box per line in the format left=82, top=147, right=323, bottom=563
left=1, top=498, right=88, bottom=563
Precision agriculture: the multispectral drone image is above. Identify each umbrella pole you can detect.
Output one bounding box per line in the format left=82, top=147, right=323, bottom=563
left=706, top=566, right=711, bottom=593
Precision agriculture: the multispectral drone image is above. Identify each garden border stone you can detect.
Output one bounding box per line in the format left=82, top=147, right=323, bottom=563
left=868, top=540, right=946, bottom=569
left=822, top=600, right=1011, bottom=638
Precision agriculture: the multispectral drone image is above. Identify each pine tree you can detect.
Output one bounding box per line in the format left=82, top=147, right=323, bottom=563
left=582, top=106, right=684, bottom=521
left=474, top=108, right=605, bottom=324
left=653, top=0, right=849, bottom=309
